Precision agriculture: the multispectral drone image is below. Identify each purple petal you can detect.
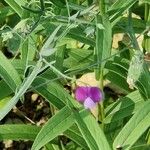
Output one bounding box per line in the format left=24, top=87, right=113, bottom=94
left=75, top=86, right=89, bottom=102
left=84, top=97, right=96, bottom=109
left=89, top=87, right=103, bottom=102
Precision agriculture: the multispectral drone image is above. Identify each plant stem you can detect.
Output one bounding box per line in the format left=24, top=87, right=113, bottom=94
left=40, top=0, right=45, bottom=12
left=97, top=0, right=106, bottom=129
left=99, top=69, right=105, bottom=129
left=145, top=4, right=149, bottom=21
left=99, top=0, right=105, bottom=15
left=42, top=58, right=74, bottom=81
left=144, top=3, right=150, bottom=52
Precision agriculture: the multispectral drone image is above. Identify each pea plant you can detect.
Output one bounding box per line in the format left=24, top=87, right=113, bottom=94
left=0, top=0, right=150, bottom=149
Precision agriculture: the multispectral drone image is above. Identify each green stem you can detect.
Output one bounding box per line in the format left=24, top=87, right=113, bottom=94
left=99, top=69, right=103, bottom=89
left=100, top=102, right=105, bottom=129
left=99, top=69, right=105, bottom=129
left=97, top=0, right=106, bottom=129
left=147, top=8, right=150, bottom=26
left=40, top=0, right=45, bottom=12
left=145, top=4, right=149, bottom=21
left=144, top=4, right=150, bottom=52
left=99, top=0, right=105, bottom=15
left=42, top=58, right=74, bottom=81
left=65, top=0, right=70, bottom=22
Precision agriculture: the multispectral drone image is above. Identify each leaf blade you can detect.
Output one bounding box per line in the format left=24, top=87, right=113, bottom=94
left=31, top=106, right=75, bottom=150
left=0, top=125, right=40, bottom=141
left=113, top=101, right=150, bottom=149
left=0, top=51, right=21, bottom=92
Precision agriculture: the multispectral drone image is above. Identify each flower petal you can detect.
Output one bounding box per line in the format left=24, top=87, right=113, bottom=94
left=75, top=86, right=88, bottom=102
left=89, top=87, right=102, bottom=102
left=84, top=97, right=96, bottom=109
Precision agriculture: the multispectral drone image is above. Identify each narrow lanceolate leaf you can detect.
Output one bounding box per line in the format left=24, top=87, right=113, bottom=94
left=139, top=0, right=150, bottom=4
left=0, top=80, right=12, bottom=100
left=95, top=15, right=112, bottom=80
left=0, top=97, right=12, bottom=110
left=0, top=6, right=15, bottom=20
left=0, top=125, right=40, bottom=141
left=135, top=63, right=150, bottom=99
left=40, top=25, right=62, bottom=56
left=45, top=143, right=60, bottom=150
left=0, top=60, right=43, bottom=121
left=4, top=0, right=23, bottom=17
left=108, top=0, right=138, bottom=24
left=0, top=51, right=21, bottom=92
left=74, top=110, right=111, bottom=150
left=21, top=36, right=36, bottom=70
left=104, top=56, right=130, bottom=93
left=113, top=101, right=150, bottom=150
left=104, top=90, right=144, bottom=124
left=67, top=27, right=95, bottom=46
left=55, top=45, right=65, bottom=72
left=31, top=106, right=75, bottom=150
left=64, top=125, right=89, bottom=150
left=32, top=78, right=66, bottom=109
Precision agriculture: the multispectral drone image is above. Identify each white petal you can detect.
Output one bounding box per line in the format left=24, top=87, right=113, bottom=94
left=84, top=97, right=96, bottom=109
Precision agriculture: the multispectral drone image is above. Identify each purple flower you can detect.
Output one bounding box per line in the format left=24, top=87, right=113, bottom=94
left=75, top=86, right=103, bottom=109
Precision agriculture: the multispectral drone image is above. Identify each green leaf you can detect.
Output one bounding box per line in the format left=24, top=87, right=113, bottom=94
left=105, top=57, right=131, bottom=93
left=108, top=0, right=138, bottom=24
left=11, top=59, right=36, bottom=75
left=95, top=15, right=112, bottom=80
left=55, top=45, right=65, bottom=72
left=113, top=17, right=146, bottom=34
left=50, top=0, right=65, bottom=8
left=105, top=60, right=127, bottom=80
left=0, top=80, right=12, bottom=100
left=139, top=0, right=150, bottom=4
left=136, top=61, right=150, bottom=99
left=0, top=51, right=21, bottom=92
left=0, top=6, right=15, bottom=21
left=0, top=60, right=43, bottom=121
left=67, top=27, right=95, bottom=46
left=31, top=106, right=75, bottom=150
left=21, top=35, right=37, bottom=70
left=130, top=144, right=150, bottom=150
left=74, top=110, right=98, bottom=150
left=0, top=97, right=12, bottom=109
left=4, top=0, right=24, bottom=17
left=6, top=33, right=21, bottom=53
left=64, top=125, right=89, bottom=150
left=32, top=78, right=66, bottom=109
left=104, top=90, right=144, bottom=124
left=75, top=110, right=111, bottom=150
left=40, top=25, right=62, bottom=56
left=113, top=101, right=150, bottom=150
left=0, top=124, right=40, bottom=141
left=64, top=48, right=93, bottom=71
left=45, top=143, right=60, bottom=150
